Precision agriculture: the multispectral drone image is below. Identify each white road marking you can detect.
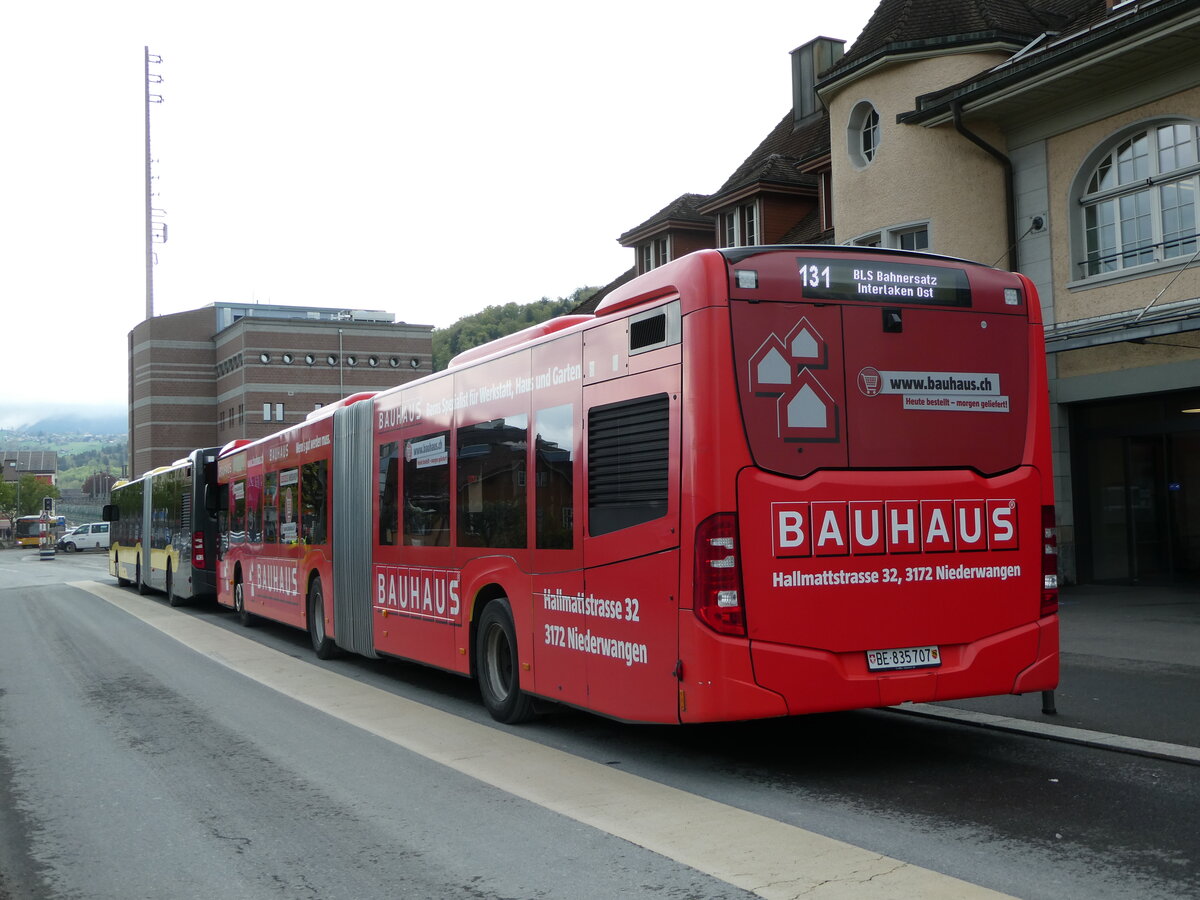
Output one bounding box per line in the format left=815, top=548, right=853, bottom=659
left=74, top=580, right=1014, bottom=900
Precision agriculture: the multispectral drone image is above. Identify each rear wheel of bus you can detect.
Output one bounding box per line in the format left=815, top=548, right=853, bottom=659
left=307, top=576, right=337, bottom=660
left=165, top=561, right=184, bottom=608
left=476, top=598, right=536, bottom=724
left=234, top=574, right=255, bottom=627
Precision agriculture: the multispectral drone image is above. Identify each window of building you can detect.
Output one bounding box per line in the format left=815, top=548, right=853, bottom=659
left=1078, top=120, right=1199, bottom=279
left=639, top=237, right=670, bottom=273
left=848, top=100, right=881, bottom=168
left=719, top=202, right=759, bottom=248
left=456, top=416, right=528, bottom=549
left=896, top=226, right=929, bottom=251
left=852, top=223, right=929, bottom=251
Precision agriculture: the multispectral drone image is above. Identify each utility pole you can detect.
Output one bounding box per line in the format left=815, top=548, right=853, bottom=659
left=145, top=47, right=165, bottom=319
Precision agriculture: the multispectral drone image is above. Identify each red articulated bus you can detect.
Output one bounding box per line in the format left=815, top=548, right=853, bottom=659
left=216, top=245, right=1058, bottom=724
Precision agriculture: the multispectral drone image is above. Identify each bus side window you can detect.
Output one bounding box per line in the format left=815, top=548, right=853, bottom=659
left=247, top=475, right=262, bottom=544
left=587, top=393, right=669, bottom=537
left=263, top=472, right=278, bottom=544
left=536, top=404, right=574, bottom=549
left=231, top=480, right=247, bottom=544
left=457, top=415, right=528, bottom=549
left=301, top=460, right=328, bottom=545
left=403, top=432, right=450, bottom=547
left=379, top=442, right=399, bottom=546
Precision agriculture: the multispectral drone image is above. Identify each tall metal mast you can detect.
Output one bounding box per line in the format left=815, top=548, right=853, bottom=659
left=145, top=47, right=164, bottom=319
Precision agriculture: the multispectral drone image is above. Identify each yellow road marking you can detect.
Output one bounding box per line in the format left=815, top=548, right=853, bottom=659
left=74, top=580, right=1014, bottom=900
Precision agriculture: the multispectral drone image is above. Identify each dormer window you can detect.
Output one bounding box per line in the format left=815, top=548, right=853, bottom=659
left=639, top=237, right=670, bottom=273
left=720, top=201, right=759, bottom=248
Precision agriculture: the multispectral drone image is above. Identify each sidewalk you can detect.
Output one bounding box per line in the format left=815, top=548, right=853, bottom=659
left=933, top=582, right=1200, bottom=751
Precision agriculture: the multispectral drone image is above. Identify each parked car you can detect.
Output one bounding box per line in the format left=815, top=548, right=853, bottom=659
left=57, top=522, right=111, bottom=552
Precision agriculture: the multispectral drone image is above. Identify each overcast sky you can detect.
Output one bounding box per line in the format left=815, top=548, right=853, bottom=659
left=0, top=0, right=877, bottom=422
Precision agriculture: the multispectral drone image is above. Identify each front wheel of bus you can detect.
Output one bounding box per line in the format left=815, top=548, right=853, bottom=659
left=234, top=578, right=255, bottom=627
left=307, top=577, right=337, bottom=660
left=476, top=599, right=536, bottom=724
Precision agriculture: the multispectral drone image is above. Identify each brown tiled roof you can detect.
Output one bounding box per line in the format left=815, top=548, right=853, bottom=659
left=778, top=208, right=834, bottom=245
left=901, top=0, right=1193, bottom=123
left=571, top=267, right=637, bottom=315
left=618, top=194, right=713, bottom=244
left=823, top=0, right=1099, bottom=83
left=700, top=109, right=829, bottom=211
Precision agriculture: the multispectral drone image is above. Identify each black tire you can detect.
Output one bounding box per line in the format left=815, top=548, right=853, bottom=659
left=166, top=562, right=184, bottom=608
left=476, top=598, right=536, bottom=724
left=307, top=577, right=337, bottom=659
left=63, top=542, right=76, bottom=553
left=136, top=561, right=148, bottom=595
left=234, top=578, right=255, bottom=627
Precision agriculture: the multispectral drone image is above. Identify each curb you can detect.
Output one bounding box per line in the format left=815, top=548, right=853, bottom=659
left=890, top=702, right=1200, bottom=766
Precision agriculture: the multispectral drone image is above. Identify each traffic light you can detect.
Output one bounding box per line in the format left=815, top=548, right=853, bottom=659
left=43, top=496, right=53, bottom=512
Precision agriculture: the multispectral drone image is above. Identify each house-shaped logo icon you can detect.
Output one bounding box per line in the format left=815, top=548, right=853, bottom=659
left=748, top=317, right=839, bottom=442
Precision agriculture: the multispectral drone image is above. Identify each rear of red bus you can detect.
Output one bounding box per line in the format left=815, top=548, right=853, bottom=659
left=679, top=247, right=1058, bottom=721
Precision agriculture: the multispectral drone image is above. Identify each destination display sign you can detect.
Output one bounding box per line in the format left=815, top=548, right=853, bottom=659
left=797, top=257, right=971, bottom=306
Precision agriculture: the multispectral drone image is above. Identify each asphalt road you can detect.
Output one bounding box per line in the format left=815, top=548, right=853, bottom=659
left=1, top=550, right=1197, bottom=900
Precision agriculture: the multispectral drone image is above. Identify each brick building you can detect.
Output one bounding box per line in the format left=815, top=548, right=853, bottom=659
left=128, top=302, right=433, bottom=477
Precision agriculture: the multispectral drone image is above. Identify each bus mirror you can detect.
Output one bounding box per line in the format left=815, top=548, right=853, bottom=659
left=204, top=462, right=225, bottom=515
left=205, top=483, right=228, bottom=516
left=101, top=504, right=118, bottom=522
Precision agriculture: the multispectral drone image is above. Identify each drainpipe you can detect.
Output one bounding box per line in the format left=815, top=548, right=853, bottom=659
left=952, top=101, right=1018, bottom=272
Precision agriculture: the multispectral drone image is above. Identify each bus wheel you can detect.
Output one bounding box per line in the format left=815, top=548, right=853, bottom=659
left=166, top=562, right=183, bottom=608
left=307, top=577, right=337, bottom=660
left=476, top=598, right=536, bottom=724
left=136, top=562, right=148, bottom=596
left=234, top=578, right=255, bottom=627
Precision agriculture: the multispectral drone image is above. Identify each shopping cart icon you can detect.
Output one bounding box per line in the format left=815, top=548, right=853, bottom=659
left=858, top=367, right=882, bottom=396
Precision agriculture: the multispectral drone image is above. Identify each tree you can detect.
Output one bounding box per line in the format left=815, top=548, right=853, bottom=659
left=431, top=288, right=598, bottom=371
left=9, top=475, right=60, bottom=518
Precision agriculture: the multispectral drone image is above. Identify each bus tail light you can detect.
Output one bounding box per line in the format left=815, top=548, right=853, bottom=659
left=192, top=531, right=206, bottom=569
left=694, top=513, right=746, bottom=637
left=1041, top=506, right=1058, bottom=617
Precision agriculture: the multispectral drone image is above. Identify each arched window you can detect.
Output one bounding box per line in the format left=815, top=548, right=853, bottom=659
left=1078, top=120, right=1199, bottom=278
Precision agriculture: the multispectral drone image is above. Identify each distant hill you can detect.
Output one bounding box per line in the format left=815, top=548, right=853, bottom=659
left=28, top=409, right=127, bottom=435
left=0, top=404, right=126, bottom=435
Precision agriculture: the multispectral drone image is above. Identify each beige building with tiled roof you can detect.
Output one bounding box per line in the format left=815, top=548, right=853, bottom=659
left=605, top=0, right=1200, bottom=584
